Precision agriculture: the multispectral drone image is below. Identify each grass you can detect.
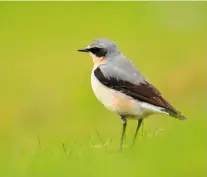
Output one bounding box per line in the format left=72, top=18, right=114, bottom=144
left=0, top=2, right=206, bottom=177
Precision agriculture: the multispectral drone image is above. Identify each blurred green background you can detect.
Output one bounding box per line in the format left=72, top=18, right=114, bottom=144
left=0, top=2, right=206, bottom=177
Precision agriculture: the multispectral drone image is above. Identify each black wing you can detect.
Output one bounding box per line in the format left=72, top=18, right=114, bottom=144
left=94, top=67, right=186, bottom=120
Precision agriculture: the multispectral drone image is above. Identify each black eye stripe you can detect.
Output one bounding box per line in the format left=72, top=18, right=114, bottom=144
left=89, top=47, right=107, bottom=57
left=89, top=47, right=100, bottom=53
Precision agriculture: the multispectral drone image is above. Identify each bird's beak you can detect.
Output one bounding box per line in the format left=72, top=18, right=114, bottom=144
left=77, top=48, right=89, bottom=52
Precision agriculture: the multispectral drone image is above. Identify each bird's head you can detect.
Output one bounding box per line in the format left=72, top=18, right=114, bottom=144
left=77, top=38, right=121, bottom=60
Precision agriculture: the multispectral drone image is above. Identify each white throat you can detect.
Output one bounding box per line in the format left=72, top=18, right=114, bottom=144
left=89, top=52, right=105, bottom=69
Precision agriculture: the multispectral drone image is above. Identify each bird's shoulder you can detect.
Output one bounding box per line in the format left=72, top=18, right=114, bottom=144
left=99, top=55, right=147, bottom=85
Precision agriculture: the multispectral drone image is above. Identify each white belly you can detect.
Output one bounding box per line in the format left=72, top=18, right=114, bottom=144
left=91, top=71, right=166, bottom=118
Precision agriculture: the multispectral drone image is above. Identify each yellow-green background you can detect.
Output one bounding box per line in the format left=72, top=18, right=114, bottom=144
left=0, top=2, right=206, bottom=177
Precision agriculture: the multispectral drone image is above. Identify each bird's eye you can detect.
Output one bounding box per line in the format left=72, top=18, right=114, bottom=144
left=89, top=47, right=107, bottom=57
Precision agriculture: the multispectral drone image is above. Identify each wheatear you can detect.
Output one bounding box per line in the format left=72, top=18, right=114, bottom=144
left=78, top=38, right=186, bottom=149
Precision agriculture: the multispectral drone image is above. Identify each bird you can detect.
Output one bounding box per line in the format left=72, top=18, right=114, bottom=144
left=77, top=38, right=187, bottom=149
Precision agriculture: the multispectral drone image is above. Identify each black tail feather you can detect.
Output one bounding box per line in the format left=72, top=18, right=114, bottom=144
left=167, top=109, right=187, bottom=120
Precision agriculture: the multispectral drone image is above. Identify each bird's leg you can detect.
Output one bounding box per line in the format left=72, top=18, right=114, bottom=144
left=141, top=120, right=144, bottom=136
left=132, top=119, right=143, bottom=146
left=120, top=116, right=127, bottom=150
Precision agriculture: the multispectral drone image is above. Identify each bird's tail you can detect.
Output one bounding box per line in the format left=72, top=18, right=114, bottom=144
left=167, top=109, right=187, bottom=120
